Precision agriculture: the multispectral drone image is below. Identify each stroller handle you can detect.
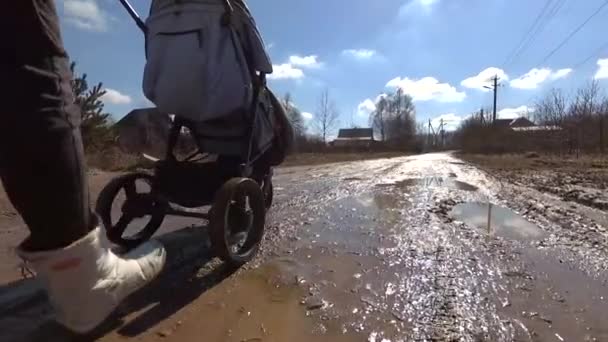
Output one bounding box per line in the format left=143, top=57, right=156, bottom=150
left=118, top=0, right=147, bottom=33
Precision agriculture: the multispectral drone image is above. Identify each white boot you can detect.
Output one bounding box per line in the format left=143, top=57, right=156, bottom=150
left=17, top=227, right=166, bottom=334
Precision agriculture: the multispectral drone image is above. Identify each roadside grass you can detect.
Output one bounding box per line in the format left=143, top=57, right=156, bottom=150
left=458, top=152, right=608, bottom=171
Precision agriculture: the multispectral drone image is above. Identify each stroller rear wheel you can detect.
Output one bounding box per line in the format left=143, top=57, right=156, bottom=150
left=210, top=177, right=266, bottom=267
left=96, top=173, right=168, bottom=249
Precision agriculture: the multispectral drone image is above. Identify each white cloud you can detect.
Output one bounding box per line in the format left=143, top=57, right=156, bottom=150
left=342, top=49, right=377, bottom=60
left=400, top=0, right=440, bottom=15
left=417, top=0, right=440, bottom=6
left=269, top=55, right=322, bottom=80
left=102, top=88, right=132, bottom=105
left=551, top=68, right=573, bottom=80
left=498, top=105, right=533, bottom=119
left=357, top=99, right=377, bottom=117
left=461, top=67, right=509, bottom=91
left=288, top=55, right=322, bottom=68
left=431, top=113, right=468, bottom=131
left=386, top=76, right=466, bottom=103
left=594, top=59, right=608, bottom=80
left=356, top=93, right=393, bottom=117
left=302, top=112, right=314, bottom=120
left=64, top=0, right=108, bottom=32
left=510, top=68, right=572, bottom=89
left=268, top=63, right=305, bottom=80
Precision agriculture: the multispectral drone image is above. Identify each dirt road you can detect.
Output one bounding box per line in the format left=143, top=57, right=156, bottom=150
left=2, top=152, right=608, bottom=341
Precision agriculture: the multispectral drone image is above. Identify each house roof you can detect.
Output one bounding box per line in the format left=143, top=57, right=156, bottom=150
left=114, top=107, right=171, bottom=128
left=337, top=128, right=374, bottom=139
left=494, top=117, right=535, bottom=128
left=113, top=107, right=172, bottom=154
left=334, top=137, right=374, bottom=141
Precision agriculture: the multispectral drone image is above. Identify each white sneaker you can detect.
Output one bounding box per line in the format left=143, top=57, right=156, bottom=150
left=17, top=227, right=166, bottom=333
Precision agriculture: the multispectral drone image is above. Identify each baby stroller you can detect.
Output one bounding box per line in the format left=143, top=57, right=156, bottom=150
left=96, top=0, right=293, bottom=267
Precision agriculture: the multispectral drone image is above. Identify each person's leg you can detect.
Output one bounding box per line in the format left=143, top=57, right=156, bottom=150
left=1, top=1, right=92, bottom=251
left=1, top=1, right=166, bottom=334
left=0, top=56, right=95, bottom=252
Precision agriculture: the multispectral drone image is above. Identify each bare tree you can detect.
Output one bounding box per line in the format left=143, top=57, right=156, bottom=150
left=369, top=90, right=416, bottom=149
left=282, top=93, right=305, bottom=137
left=313, top=89, right=340, bottom=143
left=370, top=95, right=388, bottom=141
left=385, top=89, right=416, bottom=147
left=571, top=80, right=601, bottom=119
left=534, top=88, right=568, bottom=127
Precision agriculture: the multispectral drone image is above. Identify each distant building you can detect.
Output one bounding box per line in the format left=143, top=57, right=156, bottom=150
left=114, top=107, right=172, bottom=155
left=494, top=117, right=535, bottom=129
left=494, top=117, right=562, bottom=132
left=331, top=128, right=375, bottom=148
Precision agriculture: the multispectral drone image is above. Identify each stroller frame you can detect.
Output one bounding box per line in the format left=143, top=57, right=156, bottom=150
left=96, top=0, right=274, bottom=267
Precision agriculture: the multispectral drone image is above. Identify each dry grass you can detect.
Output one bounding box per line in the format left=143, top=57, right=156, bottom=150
left=86, top=146, right=154, bottom=172
left=459, top=153, right=608, bottom=172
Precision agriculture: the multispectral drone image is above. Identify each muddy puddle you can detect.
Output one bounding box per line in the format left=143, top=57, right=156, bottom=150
left=277, top=248, right=408, bottom=340
left=450, top=203, right=546, bottom=241
left=377, top=177, right=478, bottom=192
left=301, top=192, right=410, bottom=252
left=501, top=247, right=608, bottom=341
left=144, top=258, right=364, bottom=342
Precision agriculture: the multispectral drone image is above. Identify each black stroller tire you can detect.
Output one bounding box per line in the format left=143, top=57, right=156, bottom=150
left=96, top=173, right=167, bottom=249
left=263, top=179, right=273, bottom=210
left=210, top=177, right=266, bottom=267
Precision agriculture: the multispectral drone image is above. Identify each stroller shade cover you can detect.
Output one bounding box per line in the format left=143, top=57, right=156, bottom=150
left=140, top=0, right=289, bottom=160
left=143, top=0, right=273, bottom=123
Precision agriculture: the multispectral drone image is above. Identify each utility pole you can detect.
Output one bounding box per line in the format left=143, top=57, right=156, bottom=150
left=492, top=75, right=498, bottom=123
left=440, top=118, right=445, bottom=148
left=428, top=119, right=438, bottom=149
left=428, top=119, right=433, bottom=149
left=484, top=75, right=500, bottom=124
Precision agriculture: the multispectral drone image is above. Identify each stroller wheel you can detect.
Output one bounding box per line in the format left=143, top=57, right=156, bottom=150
left=96, top=173, right=167, bottom=249
left=263, top=179, right=273, bottom=210
left=210, top=177, right=266, bottom=267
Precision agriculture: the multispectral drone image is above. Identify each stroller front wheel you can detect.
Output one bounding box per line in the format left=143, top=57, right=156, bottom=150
left=210, top=177, right=266, bottom=267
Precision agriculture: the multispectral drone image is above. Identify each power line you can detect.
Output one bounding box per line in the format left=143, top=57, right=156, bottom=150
left=502, top=0, right=554, bottom=68
left=510, top=0, right=567, bottom=69
left=572, top=41, right=608, bottom=69
left=546, top=0, right=567, bottom=20
left=503, top=0, right=566, bottom=70
left=537, top=0, right=608, bottom=66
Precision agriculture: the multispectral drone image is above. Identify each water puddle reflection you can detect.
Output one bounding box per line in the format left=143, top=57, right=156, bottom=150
left=450, top=203, right=545, bottom=241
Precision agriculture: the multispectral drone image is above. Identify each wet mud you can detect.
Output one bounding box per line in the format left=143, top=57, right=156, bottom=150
left=2, top=153, right=607, bottom=341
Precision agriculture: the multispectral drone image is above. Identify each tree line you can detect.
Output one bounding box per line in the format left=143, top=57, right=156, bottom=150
left=284, top=87, right=421, bottom=153
left=454, top=80, right=608, bottom=155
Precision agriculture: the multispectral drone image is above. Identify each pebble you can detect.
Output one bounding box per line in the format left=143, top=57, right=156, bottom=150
left=156, top=329, right=172, bottom=338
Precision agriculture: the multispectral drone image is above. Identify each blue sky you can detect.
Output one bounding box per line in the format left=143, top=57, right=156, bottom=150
left=59, top=0, right=608, bottom=133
